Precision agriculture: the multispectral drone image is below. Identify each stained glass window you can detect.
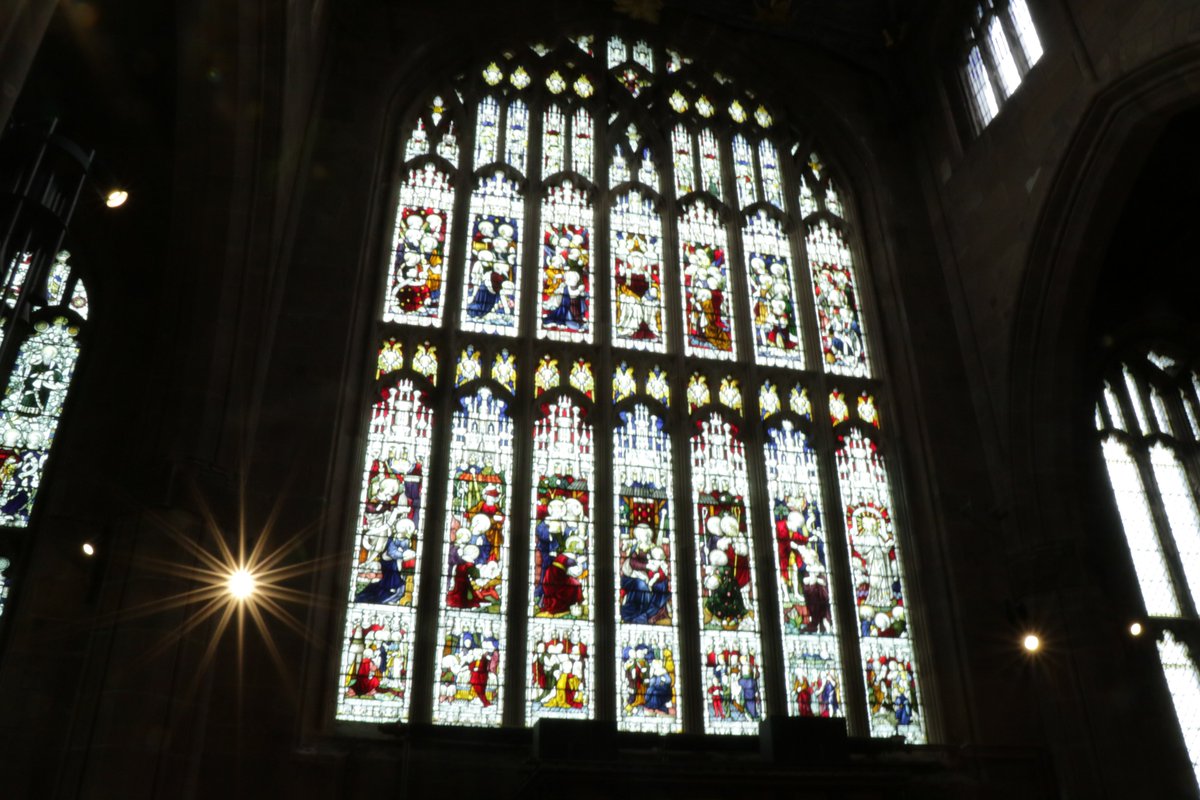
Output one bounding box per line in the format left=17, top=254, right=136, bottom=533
left=962, top=1, right=1042, bottom=131
left=338, top=34, right=924, bottom=742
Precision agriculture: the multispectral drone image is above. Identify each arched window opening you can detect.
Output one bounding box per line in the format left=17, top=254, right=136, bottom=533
left=336, top=33, right=927, bottom=742
left=960, top=0, right=1043, bottom=131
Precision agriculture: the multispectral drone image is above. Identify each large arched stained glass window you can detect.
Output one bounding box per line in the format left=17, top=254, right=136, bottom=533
left=1095, top=349, right=1200, bottom=788
left=335, top=34, right=928, bottom=742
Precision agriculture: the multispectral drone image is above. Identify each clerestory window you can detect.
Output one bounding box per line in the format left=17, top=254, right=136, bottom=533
left=334, top=33, right=926, bottom=741
left=961, top=0, right=1043, bottom=131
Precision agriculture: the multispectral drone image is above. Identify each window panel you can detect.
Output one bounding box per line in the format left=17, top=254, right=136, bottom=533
left=987, top=16, right=1021, bottom=98
left=572, top=108, right=594, bottom=180
left=1008, top=0, right=1043, bottom=67
left=474, top=97, right=501, bottom=165
left=758, top=140, right=785, bottom=210
left=505, top=100, right=530, bottom=172
left=1150, top=443, right=1200, bottom=608
left=460, top=173, right=524, bottom=335
left=744, top=212, right=804, bottom=369
left=611, top=190, right=668, bottom=352
left=680, top=202, right=736, bottom=360
left=537, top=182, right=594, bottom=342
left=732, top=135, right=756, bottom=209
left=807, top=222, right=870, bottom=377
left=672, top=125, right=695, bottom=196
left=966, top=45, right=998, bottom=128
left=1158, top=632, right=1200, bottom=787
left=383, top=164, right=454, bottom=325
left=543, top=106, right=566, bottom=176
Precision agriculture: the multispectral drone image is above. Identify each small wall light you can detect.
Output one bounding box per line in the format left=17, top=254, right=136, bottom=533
left=1022, top=633, right=1041, bottom=652
left=227, top=567, right=256, bottom=600
left=105, top=189, right=128, bottom=208
left=81, top=542, right=95, bottom=557
left=1129, top=621, right=1144, bottom=637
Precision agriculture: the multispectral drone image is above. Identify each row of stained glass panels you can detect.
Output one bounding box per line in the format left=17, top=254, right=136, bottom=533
left=337, top=346, right=922, bottom=741
left=385, top=165, right=866, bottom=376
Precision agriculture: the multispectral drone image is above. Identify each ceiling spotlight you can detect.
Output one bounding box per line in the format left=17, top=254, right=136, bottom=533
left=227, top=567, right=257, bottom=600
left=81, top=542, right=95, bottom=556
left=1130, top=622, right=1144, bottom=637
left=105, top=189, right=128, bottom=208
left=1022, top=633, right=1041, bottom=652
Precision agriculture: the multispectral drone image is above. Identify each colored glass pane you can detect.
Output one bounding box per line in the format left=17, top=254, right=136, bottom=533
left=546, top=71, right=567, bottom=94
left=509, top=66, right=531, bottom=90
left=413, top=343, right=438, bottom=384
left=474, top=97, right=501, bottom=165
left=611, top=190, right=667, bottom=352
left=505, top=100, right=529, bottom=171
left=671, top=126, right=695, bottom=196
left=632, top=40, right=654, bottom=72
left=701, top=631, right=765, bottom=734
left=432, top=388, right=514, bottom=726
left=829, top=390, right=849, bottom=425
left=46, top=252, right=70, bottom=305
left=790, top=386, right=811, bottom=419
left=0, top=317, right=81, bottom=527
left=988, top=16, right=1020, bottom=97
left=808, top=222, right=870, bottom=377
left=535, top=356, right=560, bottom=396
left=728, top=100, right=747, bottom=124
left=696, top=95, right=715, bottom=117
left=758, top=141, right=784, bottom=209
left=646, top=367, right=670, bottom=407
left=455, top=345, right=482, bottom=386
left=491, top=350, right=516, bottom=393
left=731, top=135, right=755, bottom=209
left=572, top=108, right=594, bottom=179
left=680, top=202, right=735, bottom=359
left=1009, top=0, right=1043, bottom=65
left=482, top=62, right=503, bottom=85
left=765, top=420, right=844, bottom=720
left=336, top=377, right=434, bottom=722
left=698, top=130, right=722, bottom=197
left=569, top=359, right=594, bottom=399
left=383, top=164, right=454, bottom=325
left=461, top=173, right=524, bottom=335
left=573, top=75, right=594, bottom=99
left=618, top=67, right=651, bottom=97
left=0, top=557, right=8, bottom=618
left=377, top=339, right=403, bottom=378
left=607, top=36, right=626, bottom=69
left=799, top=175, right=818, bottom=217
left=527, top=395, right=595, bottom=724
left=614, top=404, right=681, bottom=732
left=718, top=377, right=742, bottom=413
left=836, top=428, right=924, bottom=743
left=825, top=179, right=844, bottom=217
left=687, top=374, right=711, bottom=412
left=744, top=212, right=804, bottom=368
left=858, top=393, right=879, bottom=426
left=543, top=106, right=566, bottom=175
left=669, top=91, right=688, bottom=114
left=754, top=105, right=773, bottom=128
left=405, top=118, right=430, bottom=161
left=759, top=382, right=781, bottom=419
left=538, top=182, right=594, bottom=342
left=613, top=363, right=635, bottom=404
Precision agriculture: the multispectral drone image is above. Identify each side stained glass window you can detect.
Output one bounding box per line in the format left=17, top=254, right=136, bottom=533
left=338, top=36, right=926, bottom=743
left=1095, top=351, right=1200, bottom=788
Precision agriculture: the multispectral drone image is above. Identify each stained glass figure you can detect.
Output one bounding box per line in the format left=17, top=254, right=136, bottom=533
left=455, top=345, right=482, bottom=386
left=505, top=100, right=529, bottom=171
left=799, top=175, right=818, bottom=218
left=510, top=66, right=531, bottom=90
left=491, top=350, right=516, bottom=393
left=377, top=339, right=403, bottom=378
left=572, top=108, right=594, bottom=179
left=543, top=106, right=566, bottom=176
left=474, top=97, right=501, bottom=165
left=482, top=62, right=503, bottom=86
left=573, top=75, right=594, bottom=99
left=680, top=202, right=736, bottom=359
left=790, top=385, right=812, bottom=419
left=527, top=628, right=594, bottom=723
left=413, top=343, right=438, bottom=384
left=546, top=71, right=567, bottom=94
left=646, top=366, right=670, bottom=407
left=46, top=251, right=70, bottom=305
left=732, top=135, right=756, bottom=209
left=618, top=68, right=651, bottom=97
left=754, top=105, right=773, bottom=128
left=687, top=374, right=711, bottom=412
left=569, top=358, right=595, bottom=399
left=671, top=126, right=696, bottom=197
left=759, top=381, right=781, bottom=420
left=632, top=40, right=654, bottom=72
left=701, top=631, right=765, bottom=734
left=729, top=100, right=747, bottom=124
left=858, top=393, right=879, bottom=427
left=669, top=91, right=688, bottom=114
left=786, top=640, right=842, bottom=719
left=825, top=179, right=844, bottom=218
left=0, top=317, right=81, bottom=527
left=836, top=428, right=925, bottom=743
left=861, top=638, right=922, bottom=741
left=758, top=141, right=785, bottom=210
left=808, top=221, right=870, bottom=377
left=538, top=182, right=594, bottom=342
left=607, top=36, right=626, bottom=69
left=432, top=388, right=514, bottom=726
left=613, top=363, right=635, bottom=404
left=535, top=355, right=560, bottom=396
left=337, top=606, right=414, bottom=722
left=829, top=390, right=849, bottom=425
left=698, top=130, right=722, bottom=198
left=384, top=164, right=455, bottom=325
left=744, top=212, right=804, bottom=368
left=570, top=34, right=594, bottom=55
left=666, top=49, right=689, bottom=73
left=0, top=557, right=9, bottom=619
left=405, top=119, right=431, bottom=161
left=696, top=95, right=715, bottom=118
left=718, top=377, right=742, bottom=413
left=614, top=404, right=681, bottom=732
left=527, top=395, right=596, bottom=724
left=612, top=190, right=667, bottom=352
left=461, top=173, right=523, bottom=335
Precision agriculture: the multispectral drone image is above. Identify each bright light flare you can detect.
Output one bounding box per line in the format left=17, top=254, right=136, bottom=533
left=227, top=567, right=257, bottom=600
left=105, top=189, right=128, bottom=208
left=81, top=542, right=95, bottom=556
left=1130, top=621, right=1144, bottom=637
left=1022, top=633, right=1041, bottom=652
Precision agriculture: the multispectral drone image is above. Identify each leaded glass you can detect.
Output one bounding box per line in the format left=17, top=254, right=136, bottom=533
left=538, top=182, right=594, bottom=342
left=377, top=338, right=403, bottom=378
left=432, top=388, right=514, bottom=726
left=505, top=100, right=529, bottom=171
left=1158, top=631, right=1200, bottom=787
left=1152, top=387, right=1172, bottom=436
left=573, top=75, right=594, bottom=99
left=613, top=363, right=635, bottom=404
left=825, top=179, right=844, bottom=218
left=672, top=125, right=695, bottom=196
left=680, top=202, right=735, bottom=359
left=729, top=100, right=747, bottom=124
left=546, top=71, right=567, bottom=94
left=858, top=393, right=880, bottom=427
left=987, top=15, right=1020, bottom=97
left=966, top=45, right=998, bottom=128
left=808, top=221, right=870, bottom=377
left=1184, top=390, right=1200, bottom=440
left=612, top=190, right=667, bottom=352
left=829, top=389, right=849, bottom=425
left=527, top=395, right=595, bottom=724
left=491, top=350, right=516, bottom=393
left=569, top=358, right=594, bottom=399
left=572, top=108, right=594, bottom=179
left=383, top=164, right=454, bottom=325
left=461, top=173, right=523, bottom=335
left=455, top=345, right=482, bottom=386
left=618, top=68, right=651, bottom=98
left=632, top=40, right=654, bottom=72
left=1104, top=382, right=1127, bottom=432
left=701, top=630, right=765, bottom=734
left=732, top=135, right=755, bottom=209
left=758, top=141, right=785, bottom=209
left=482, top=62, right=503, bottom=86
left=474, top=97, right=501, bottom=165
left=836, top=428, right=925, bottom=743
left=696, top=95, right=715, bottom=118
left=1101, top=436, right=1181, bottom=616
left=46, top=251, right=70, bottom=305
left=535, top=356, right=560, bottom=396
left=1009, top=0, right=1043, bottom=65
left=647, top=367, right=670, bottom=407
left=614, top=404, right=682, bottom=732
left=0, top=317, right=81, bottom=527
left=790, top=385, right=812, bottom=419
left=687, top=374, right=711, bottom=412
left=759, top=381, right=781, bottom=420
left=798, top=175, right=818, bottom=218
left=413, top=343, right=438, bottom=384
left=698, top=129, right=722, bottom=197
left=717, top=377, right=742, bottom=413
left=754, top=105, right=773, bottom=128
left=0, top=557, right=9, bottom=618
left=607, top=36, right=626, bottom=69
left=510, top=66, right=531, bottom=90
left=337, top=606, right=414, bottom=722
left=543, top=106, right=566, bottom=175
left=669, top=91, right=688, bottom=114
left=405, top=118, right=431, bottom=161
left=1124, top=366, right=1151, bottom=436
left=1150, top=443, right=1200, bottom=607
left=744, top=212, right=803, bottom=368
